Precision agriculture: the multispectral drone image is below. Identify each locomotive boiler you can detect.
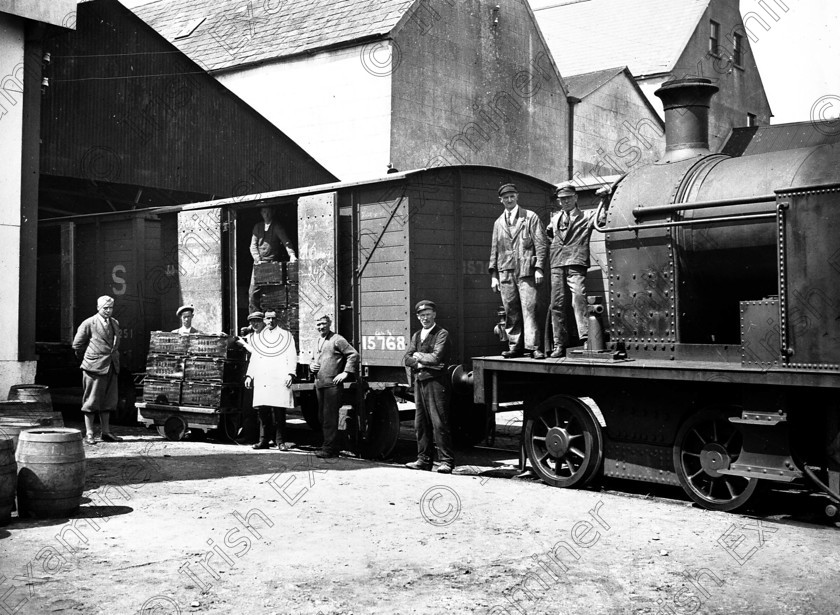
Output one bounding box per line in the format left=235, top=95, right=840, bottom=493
left=472, top=78, right=840, bottom=511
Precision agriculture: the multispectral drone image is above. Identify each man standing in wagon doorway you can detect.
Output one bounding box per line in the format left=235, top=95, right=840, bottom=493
left=489, top=183, right=548, bottom=359
left=248, top=206, right=297, bottom=313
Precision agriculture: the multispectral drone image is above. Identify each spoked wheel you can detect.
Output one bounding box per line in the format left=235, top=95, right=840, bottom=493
left=357, top=389, right=400, bottom=460
left=673, top=407, right=759, bottom=512
left=524, top=395, right=603, bottom=488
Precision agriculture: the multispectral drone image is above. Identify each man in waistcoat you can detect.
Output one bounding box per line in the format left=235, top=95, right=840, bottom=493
left=404, top=300, right=455, bottom=473
left=72, top=295, right=123, bottom=445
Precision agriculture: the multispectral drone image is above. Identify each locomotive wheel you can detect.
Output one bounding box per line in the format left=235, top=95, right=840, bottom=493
left=673, top=407, right=759, bottom=512
left=524, top=395, right=603, bottom=488
left=357, top=389, right=400, bottom=460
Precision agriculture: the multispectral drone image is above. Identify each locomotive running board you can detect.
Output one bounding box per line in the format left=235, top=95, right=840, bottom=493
left=718, top=411, right=803, bottom=482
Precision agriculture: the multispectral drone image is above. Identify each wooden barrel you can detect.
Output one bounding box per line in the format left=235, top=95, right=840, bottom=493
left=15, top=428, right=86, bottom=519
left=0, top=439, right=15, bottom=525
left=6, top=386, right=64, bottom=427
left=0, top=421, right=40, bottom=451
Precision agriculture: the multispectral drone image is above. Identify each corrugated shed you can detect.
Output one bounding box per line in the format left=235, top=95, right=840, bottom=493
left=133, top=0, right=415, bottom=72
left=40, top=0, right=336, bottom=205
left=721, top=122, right=840, bottom=157
left=532, top=0, right=710, bottom=77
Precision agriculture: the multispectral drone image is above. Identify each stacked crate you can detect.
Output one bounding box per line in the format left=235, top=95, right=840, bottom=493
left=255, top=261, right=299, bottom=343
left=143, top=332, right=241, bottom=408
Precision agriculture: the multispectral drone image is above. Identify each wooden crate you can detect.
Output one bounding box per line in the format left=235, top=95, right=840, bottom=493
left=260, top=285, right=286, bottom=311
left=184, top=357, right=225, bottom=382
left=142, top=379, right=182, bottom=405
left=180, top=381, right=233, bottom=407
left=149, top=331, right=189, bottom=355
left=286, top=261, right=298, bottom=284
left=187, top=334, right=229, bottom=357
left=145, top=354, right=185, bottom=380
left=254, top=261, right=285, bottom=286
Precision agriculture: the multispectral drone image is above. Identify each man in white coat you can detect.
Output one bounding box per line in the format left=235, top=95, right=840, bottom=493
left=244, top=311, right=298, bottom=451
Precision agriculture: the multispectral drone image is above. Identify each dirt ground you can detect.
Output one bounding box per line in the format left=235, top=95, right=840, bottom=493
left=1, top=416, right=839, bottom=615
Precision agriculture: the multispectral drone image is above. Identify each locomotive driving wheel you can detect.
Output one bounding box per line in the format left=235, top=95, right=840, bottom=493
left=673, top=407, right=759, bottom=512
left=524, top=395, right=603, bottom=488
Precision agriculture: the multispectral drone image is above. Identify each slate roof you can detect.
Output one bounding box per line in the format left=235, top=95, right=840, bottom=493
left=132, top=0, right=415, bottom=72
left=531, top=0, right=710, bottom=78
left=563, top=66, right=626, bottom=99
left=721, top=122, right=840, bottom=157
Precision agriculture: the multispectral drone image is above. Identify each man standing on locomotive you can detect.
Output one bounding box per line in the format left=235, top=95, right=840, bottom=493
left=244, top=310, right=297, bottom=451
left=546, top=182, right=610, bottom=357
left=310, top=315, right=359, bottom=459
left=489, top=183, right=549, bottom=359
left=404, top=300, right=455, bottom=473
left=248, top=206, right=297, bottom=312
left=72, top=295, right=123, bottom=445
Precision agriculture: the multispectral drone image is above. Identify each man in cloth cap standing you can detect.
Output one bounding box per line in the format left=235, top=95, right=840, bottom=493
left=310, top=315, right=359, bottom=459
left=404, top=300, right=455, bottom=473
left=72, top=295, right=123, bottom=445
left=245, top=310, right=298, bottom=451
left=489, top=183, right=548, bottom=359
left=172, top=305, right=201, bottom=335
left=546, top=182, right=611, bottom=357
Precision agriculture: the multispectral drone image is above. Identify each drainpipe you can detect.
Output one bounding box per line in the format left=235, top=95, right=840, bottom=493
left=567, top=96, right=580, bottom=181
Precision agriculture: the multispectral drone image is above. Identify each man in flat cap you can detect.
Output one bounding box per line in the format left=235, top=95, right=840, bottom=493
left=404, top=300, right=455, bottom=473
left=489, top=183, right=549, bottom=359
left=249, top=206, right=297, bottom=313
left=245, top=310, right=298, bottom=451
left=72, top=295, right=123, bottom=445
left=310, top=315, right=359, bottom=459
left=172, top=305, right=201, bottom=335
left=546, top=182, right=611, bottom=357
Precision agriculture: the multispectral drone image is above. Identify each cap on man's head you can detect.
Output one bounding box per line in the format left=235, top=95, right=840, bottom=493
left=176, top=305, right=195, bottom=317
left=553, top=182, right=576, bottom=198
left=97, top=295, right=114, bottom=309
left=247, top=311, right=264, bottom=321
left=498, top=183, right=518, bottom=197
left=415, top=300, right=436, bottom=313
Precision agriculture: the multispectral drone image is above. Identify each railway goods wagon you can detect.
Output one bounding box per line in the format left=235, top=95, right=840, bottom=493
left=471, top=79, right=840, bottom=512
left=37, top=166, right=555, bottom=454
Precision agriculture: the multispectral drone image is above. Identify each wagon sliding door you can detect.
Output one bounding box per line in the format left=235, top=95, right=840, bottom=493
left=177, top=209, right=225, bottom=333
left=297, top=192, right=339, bottom=361
left=357, top=196, right=411, bottom=374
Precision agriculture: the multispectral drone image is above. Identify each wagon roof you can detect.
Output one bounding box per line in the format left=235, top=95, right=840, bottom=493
left=132, top=0, right=417, bottom=72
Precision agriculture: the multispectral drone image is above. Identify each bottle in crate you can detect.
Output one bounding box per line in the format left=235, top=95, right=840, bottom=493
left=149, top=331, right=189, bottom=355
left=145, top=354, right=185, bottom=380
left=187, top=333, right=229, bottom=357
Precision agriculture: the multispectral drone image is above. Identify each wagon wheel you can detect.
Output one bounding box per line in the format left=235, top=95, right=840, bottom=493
left=524, top=395, right=603, bottom=488
left=157, top=416, right=188, bottom=441
left=673, top=407, right=759, bottom=512
left=357, top=389, right=400, bottom=460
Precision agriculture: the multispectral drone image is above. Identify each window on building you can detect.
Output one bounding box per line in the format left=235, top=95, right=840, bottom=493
left=709, top=20, right=720, bottom=56
left=733, top=32, right=743, bottom=67
left=747, top=113, right=757, bottom=127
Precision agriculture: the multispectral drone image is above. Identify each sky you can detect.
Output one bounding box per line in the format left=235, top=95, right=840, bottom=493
left=118, top=0, right=839, bottom=124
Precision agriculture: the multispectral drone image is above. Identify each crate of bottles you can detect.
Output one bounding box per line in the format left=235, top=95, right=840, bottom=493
left=142, top=379, right=182, bottom=405
left=149, top=331, right=189, bottom=355
left=145, top=354, right=185, bottom=380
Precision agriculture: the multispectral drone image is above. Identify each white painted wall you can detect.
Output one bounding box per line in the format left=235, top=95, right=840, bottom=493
left=217, top=45, right=393, bottom=182
left=0, top=12, right=34, bottom=398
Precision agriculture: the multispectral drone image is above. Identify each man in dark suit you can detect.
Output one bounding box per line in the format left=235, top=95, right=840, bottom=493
left=310, top=315, right=359, bottom=459
left=489, top=183, right=549, bottom=359
left=546, top=182, right=610, bottom=357
left=72, top=295, right=123, bottom=445
left=404, top=300, right=455, bottom=473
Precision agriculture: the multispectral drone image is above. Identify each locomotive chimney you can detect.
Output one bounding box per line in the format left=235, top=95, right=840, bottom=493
left=655, top=78, right=719, bottom=162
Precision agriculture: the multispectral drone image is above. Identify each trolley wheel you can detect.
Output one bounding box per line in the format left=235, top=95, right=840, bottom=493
left=357, top=389, right=400, bottom=460
left=157, top=416, right=188, bottom=441
left=524, top=394, right=603, bottom=488
left=673, top=407, right=759, bottom=512
left=300, top=391, right=321, bottom=431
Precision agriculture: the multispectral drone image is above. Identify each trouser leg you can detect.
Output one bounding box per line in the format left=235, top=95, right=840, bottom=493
left=424, top=378, right=455, bottom=466
left=518, top=275, right=541, bottom=351
left=550, top=268, right=569, bottom=347
left=248, top=267, right=259, bottom=313
left=499, top=270, right=523, bottom=350
left=272, top=407, right=287, bottom=444
left=567, top=266, right=589, bottom=339
left=414, top=381, right=434, bottom=463
left=256, top=406, right=273, bottom=444
left=317, top=387, right=340, bottom=453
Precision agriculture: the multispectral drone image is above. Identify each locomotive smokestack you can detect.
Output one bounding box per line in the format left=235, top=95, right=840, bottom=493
left=655, top=78, right=719, bottom=162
